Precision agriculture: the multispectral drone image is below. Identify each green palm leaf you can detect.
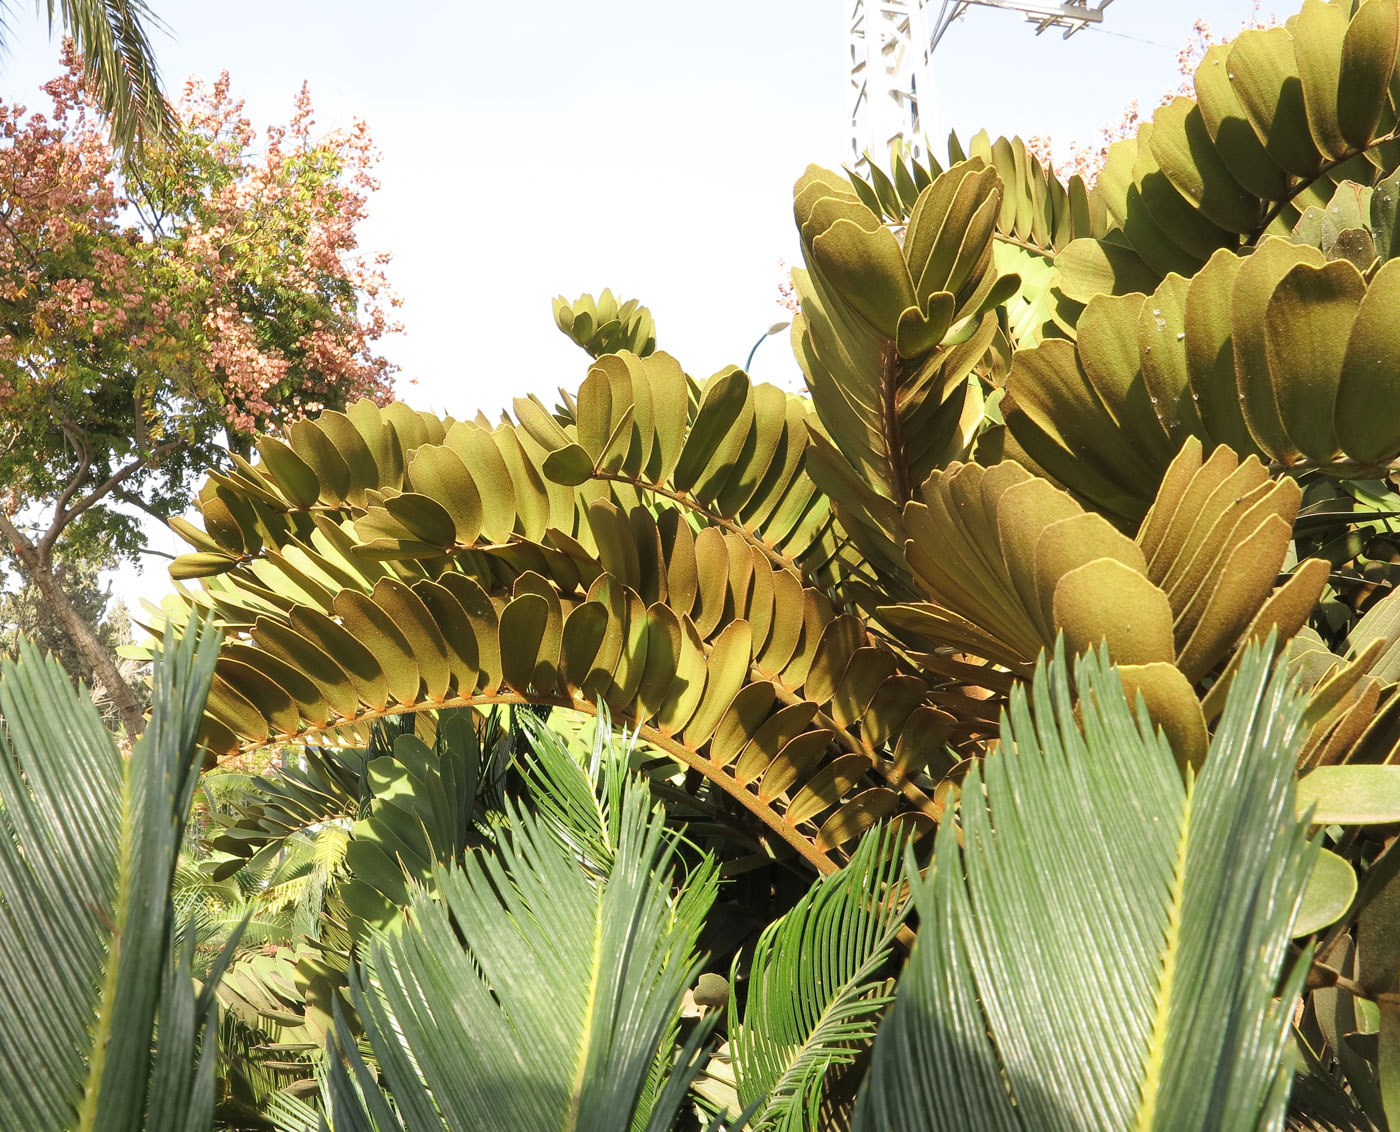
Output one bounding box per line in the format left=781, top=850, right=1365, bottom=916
left=731, top=824, right=910, bottom=1130
left=854, top=637, right=1315, bottom=1131
left=0, top=618, right=228, bottom=1131
left=328, top=771, right=719, bottom=1131
left=37, top=0, right=173, bottom=151
left=515, top=708, right=634, bottom=878
left=208, top=744, right=366, bottom=880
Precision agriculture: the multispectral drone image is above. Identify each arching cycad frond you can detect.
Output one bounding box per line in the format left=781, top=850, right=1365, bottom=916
left=0, top=619, right=230, bottom=1131
left=731, top=824, right=910, bottom=1131
left=147, top=398, right=955, bottom=875
left=168, top=360, right=841, bottom=592
left=205, top=744, right=367, bottom=879
left=792, top=158, right=1017, bottom=520
left=1002, top=240, right=1400, bottom=519
left=513, top=708, right=636, bottom=877
left=325, top=774, right=718, bottom=1132
left=853, top=639, right=1315, bottom=1131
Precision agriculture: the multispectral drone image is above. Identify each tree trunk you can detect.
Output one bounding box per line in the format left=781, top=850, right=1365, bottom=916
left=1, top=528, right=146, bottom=739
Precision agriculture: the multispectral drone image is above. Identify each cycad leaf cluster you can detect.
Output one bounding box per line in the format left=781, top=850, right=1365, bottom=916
left=515, top=708, right=633, bottom=878
left=0, top=619, right=228, bottom=1131
left=854, top=638, right=1316, bottom=1131
left=731, top=823, right=910, bottom=1130
left=326, top=775, right=718, bottom=1132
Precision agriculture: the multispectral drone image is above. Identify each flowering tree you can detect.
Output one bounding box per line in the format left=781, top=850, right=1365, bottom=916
left=0, top=47, right=400, bottom=734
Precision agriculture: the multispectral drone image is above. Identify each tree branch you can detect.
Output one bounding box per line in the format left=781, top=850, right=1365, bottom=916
left=47, top=419, right=95, bottom=538
left=39, top=441, right=178, bottom=560
left=0, top=510, right=38, bottom=559
left=0, top=509, right=148, bottom=736
left=112, top=487, right=172, bottom=526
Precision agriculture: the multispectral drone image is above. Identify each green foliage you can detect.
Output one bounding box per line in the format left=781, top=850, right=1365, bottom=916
left=204, top=745, right=367, bottom=879
left=730, top=825, right=909, bottom=1130
left=1001, top=239, right=1400, bottom=522
left=854, top=639, right=1315, bottom=1130
left=1056, top=0, right=1400, bottom=300
left=340, top=709, right=494, bottom=939
left=326, top=772, right=718, bottom=1132
left=151, top=382, right=938, bottom=875
left=1289, top=168, right=1400, bottom=266
left=42, top=0, right=1400, bottom=1126
left=793, top=158, right=1015, bottom=511
left=0, top=618, right=230, bottom=1131
left=554, top=289, right=658, bottom=359
left=846, top=131, right=1103, bottom=349
left=514, top=707, right=635, bottom=877
left=847, top=132, right=1101, bottom=256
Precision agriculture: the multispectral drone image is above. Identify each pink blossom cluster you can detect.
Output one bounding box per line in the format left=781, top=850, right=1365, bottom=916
left=0, top=44, right=400, bottom=443
left=775, top=259, right=800, bottom=314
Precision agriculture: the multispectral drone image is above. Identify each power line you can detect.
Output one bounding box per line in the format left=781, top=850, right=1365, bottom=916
left=933, top=0, right=1113, bottom=48
left=1079, top=25, right=1177, bottom=50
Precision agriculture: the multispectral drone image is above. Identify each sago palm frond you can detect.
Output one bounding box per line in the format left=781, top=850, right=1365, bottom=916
left=265, top=1086, right=322, bottom=1132
left=0, top=619, right=234, bottom=1131
left=515, top=707, right=635, bottom=877
left=731, top=823, right=910, bottom=1130
left=326, top=774, right=719, bottom=1132
left=853, top=638, right=1316, bottom=1132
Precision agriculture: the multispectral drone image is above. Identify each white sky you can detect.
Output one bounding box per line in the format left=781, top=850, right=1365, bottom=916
left=1, top=0, right=1288, bottom=608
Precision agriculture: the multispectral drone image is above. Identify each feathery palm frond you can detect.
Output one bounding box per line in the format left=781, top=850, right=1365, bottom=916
left=207, top=744, right=367, bottom=882
left=328, top=773, right=719, bottom=1132
left=264, top=1086, right=322, bottom=1132
left=854, top=638, right=1316, bottom=1132
left=36, top=0, right=173, bottom=151
left=175, top=830, right=341, bottom=970
left=0, top=618, right=231, bottom=1131
left=731, top=824, right=910, bottom=1130
left=515, top=707, right=634, bottom=877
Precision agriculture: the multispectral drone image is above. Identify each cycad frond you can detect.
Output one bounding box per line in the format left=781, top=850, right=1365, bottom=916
left=853, top=638, right=1315, bottom=1131
left=330, top=775, right=718, bottom=1131
left=312, top=824, right=352, bottom=875
left=516, top=707, right=635, bottom=877
left=0, top=619, right=230, bottom=1130
left=340, top=710, right=490, bottom=939
left=732, top=824, right=910, bottom=1130
left=264, top=1086, right=322, bottom=1132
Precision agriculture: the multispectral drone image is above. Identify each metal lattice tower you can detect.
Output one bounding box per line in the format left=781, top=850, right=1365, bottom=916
left=845, top=0, right=1114, bottom=171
